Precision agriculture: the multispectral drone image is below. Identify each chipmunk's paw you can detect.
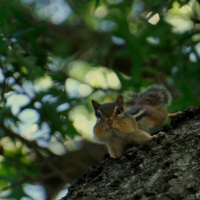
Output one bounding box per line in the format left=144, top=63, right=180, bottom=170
left=152, top=131, right=165, bottom=140
left=169, top=111, right=182, bottom=118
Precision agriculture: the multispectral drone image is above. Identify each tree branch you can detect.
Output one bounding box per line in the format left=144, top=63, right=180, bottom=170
left=0, top=122, right=70, bottom=183
left=0, top=121, right=52, bottom=155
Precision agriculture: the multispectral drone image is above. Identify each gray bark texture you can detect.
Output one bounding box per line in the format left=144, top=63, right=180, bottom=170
left=62, top=106, right=200, bottom=200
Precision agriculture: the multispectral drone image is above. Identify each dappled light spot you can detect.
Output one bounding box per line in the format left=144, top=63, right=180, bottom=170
left=95, top=6, right=107, bottom=18
left=148, top=13, right=160, bottom=25
left=68, top=61, right=89, bottom=79
left=6, top=93, right=31, bottom=115
left=0, top=68, right=5, bottom=82
left=111, top=36, right=126, bottom=45
left=195, top=42, right=200, bottom=57
left=23, top=184, right=46, bottom=200
left=107, top=72, right=121, bottom=90
left=65, top=78, right=81, bottom=97
left=42, top=94, right=53, bottom=103
left=34, top=75, right=53, bottom=92
left=56, top=103, right=70, bottom=112
left=73, top=115, right=94, bottom=140
left=69, top=105, right=95, bottom=139
left=34, top=101, right=42, bottom=109
left=18, top=108, right=40, bottom=123
left=0, top=137, right=17, bottom=151
left=56, top=187, right=69, bottom=200
left=99, top=20, right=118, bottom=32
left=31, top=124, right=38, bottom=132
left=5, top=77, right=15, bottom=86
left=86, top=70, right=108, bottom=89
left=24, top=0, right=72, bottom=25
left=189, top=52, right=197, bottom=62
left=146, top=37, right=160, bottom=45
left=165, top=1, right=199, bottom=33
left=78, top=84, right=93, bottom=97
left=49, top=135, right=66, bottom=155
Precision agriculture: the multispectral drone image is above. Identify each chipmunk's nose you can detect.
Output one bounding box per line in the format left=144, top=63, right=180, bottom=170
left=106, top=120, right=113, bottom=125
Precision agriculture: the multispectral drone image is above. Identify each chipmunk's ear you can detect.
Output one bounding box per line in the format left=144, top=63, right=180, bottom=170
left=92, top=100, right=100, bottom=112
left=116, top=95, right=124, bottom=111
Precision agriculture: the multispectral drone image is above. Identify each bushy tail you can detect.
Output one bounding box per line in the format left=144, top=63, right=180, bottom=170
left=124, top=93, right=139, bottom=109
left=136, top=85, right=172, bottom=108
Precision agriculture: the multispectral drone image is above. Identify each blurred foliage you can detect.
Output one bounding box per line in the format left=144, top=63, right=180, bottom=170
left=0, top=0, right=200, bottom=199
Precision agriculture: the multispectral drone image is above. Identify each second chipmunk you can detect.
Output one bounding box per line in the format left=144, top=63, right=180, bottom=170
left=92, top=85, right=181, bottom=159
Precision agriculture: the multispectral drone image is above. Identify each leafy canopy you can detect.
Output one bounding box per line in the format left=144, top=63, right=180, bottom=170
left=0, top=0, right=200, bottom=199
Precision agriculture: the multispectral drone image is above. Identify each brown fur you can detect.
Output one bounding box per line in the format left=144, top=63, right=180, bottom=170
left=92, top=87, right=181, bottom=158
left=92, top=95, right=161, bottom=158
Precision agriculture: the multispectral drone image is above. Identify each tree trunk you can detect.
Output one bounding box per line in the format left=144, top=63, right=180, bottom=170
left=62, top=106, right=200, bottom=200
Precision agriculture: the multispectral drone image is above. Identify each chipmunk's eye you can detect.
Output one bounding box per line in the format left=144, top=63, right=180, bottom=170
left=116, top=108, right=121, bottom=115
left=96, top=112, right=101, bottom=118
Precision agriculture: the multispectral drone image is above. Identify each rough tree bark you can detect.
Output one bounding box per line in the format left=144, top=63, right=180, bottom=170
left=61, top=106, right=200, bottom=200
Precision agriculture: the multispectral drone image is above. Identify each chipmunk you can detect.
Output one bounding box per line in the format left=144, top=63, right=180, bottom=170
left=92, top=85, right=181, bottom=159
